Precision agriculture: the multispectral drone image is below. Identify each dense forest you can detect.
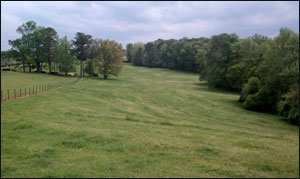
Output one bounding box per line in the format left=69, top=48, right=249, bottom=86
left=126, top=28, right=299, bottom=124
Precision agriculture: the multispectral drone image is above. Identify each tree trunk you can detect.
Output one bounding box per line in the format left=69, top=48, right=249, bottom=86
left=104, top=74, right=108, bottom=79
left=29, top=64, right=32, bottom=72
left=22, top=62, right=25, bottom=72
left=36, top=62, right=40, bottom=72
left=80, top=59, right=83, bottom=78
left=48, top=60, right=51, bottom=73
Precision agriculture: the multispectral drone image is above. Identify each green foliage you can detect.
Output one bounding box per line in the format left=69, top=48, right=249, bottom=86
left=84, top=59, right=96, bottom=77
left=144, top=42, right=161, bottom=67
left=40, top=27, right=58, bottom=73
left=128, top=38, right=209, bottom=72
left=8, top=21, right=59, bottom=73
left=94, top=40, right=125, bottom=79
left=72, top=32, right=93, bottom=77
left=243, top=85, right=279, bottom=112
left=126, top=43, right=133, bottom=62
left=201, top=33, right=239, bottom=90
left=277, top=85, right=299, bottom=124
left=239, top=28, right=299, bottom=124
left=224, top=38, right=261, bottom=91
left=239, top=77, right=260, bottom=102
left=8, top=21, right=38, bottom=72
left=130, top=42, right=145, bottom=66
left=54, top=36, right=76, bottom=75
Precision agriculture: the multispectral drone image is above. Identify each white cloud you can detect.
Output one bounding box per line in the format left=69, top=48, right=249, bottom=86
left=1, top=1, right=299, bottom=50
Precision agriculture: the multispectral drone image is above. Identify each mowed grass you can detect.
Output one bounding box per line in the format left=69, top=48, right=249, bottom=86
left=1, top=71, right=77, bottom=99
left=1, top=64, right=299, bottom=178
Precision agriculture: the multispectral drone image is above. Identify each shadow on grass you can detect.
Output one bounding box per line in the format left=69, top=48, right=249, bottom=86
left=126, top=63, right=198, bottom=75
left=226, top=98, right=298, bottom=126
left=192, top=82, right=240, bottom=95
left=87, top=76, right=119, bottom=81
left=193, top=82, right=293, bottom=125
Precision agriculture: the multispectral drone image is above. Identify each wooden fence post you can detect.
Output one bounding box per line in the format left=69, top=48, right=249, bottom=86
left=7, top=89, right=9, bottom=100
left=36, top=85, right=38, bottom=93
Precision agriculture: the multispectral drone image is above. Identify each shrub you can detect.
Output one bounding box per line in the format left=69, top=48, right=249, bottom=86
left=239, top=76, right=260, bottom=102
left=277, top=85, right=299, bottom=125
left=243, top=85, right=279, bottom=112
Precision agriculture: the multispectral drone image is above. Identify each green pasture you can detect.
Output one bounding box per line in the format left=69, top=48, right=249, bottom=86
left=1, top=64, right=298, bottom=178
left=1, top=71, right=77, bottom=99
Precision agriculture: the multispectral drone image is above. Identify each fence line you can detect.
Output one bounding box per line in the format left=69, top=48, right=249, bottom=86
left=1, top=78, right=80, bottom=102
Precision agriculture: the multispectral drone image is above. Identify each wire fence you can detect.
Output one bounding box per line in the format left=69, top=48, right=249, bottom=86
left=1, top=78, right=81, bottom=102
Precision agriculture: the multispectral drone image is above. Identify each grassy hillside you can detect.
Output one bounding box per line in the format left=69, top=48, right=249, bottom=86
left=1, top=64, right=299, bottom=178
left=1, top=71, right=77, bottom=99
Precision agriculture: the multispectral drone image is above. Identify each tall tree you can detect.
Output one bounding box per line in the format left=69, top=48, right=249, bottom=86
left=85, top=39, right=102, bottom=77
left=8, top=39, right=27, bottom=72
left=240, top=28, right=299, bottom=120
left=54, top=36, right=76, bottom=75
left=32, top=27, right=44, bottom=72
left=94, top=40, right=125, bottom=79
left=126, top=43, right=133, bottom=62
left=201, top=33, right=239, bottom=89
left=14, top=20, right=37, bottom=72
left=144, top=42, right=160, bottom=67
left=41, top=27, right=58, bottom=73
left=73, top=32, right=93, bottom=78
left=130, top=42, right=145, bottom=66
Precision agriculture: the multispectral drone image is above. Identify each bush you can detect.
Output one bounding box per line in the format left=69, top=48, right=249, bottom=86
left=243, top=85, right=279, bottom=112
left=277, top=85, right=299, bottom=125
left=239, top=76, right=260, bottom=102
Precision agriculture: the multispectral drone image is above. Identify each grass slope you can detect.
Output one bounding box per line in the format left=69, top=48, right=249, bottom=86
left=1, top=64, right=299, bottom=178
left=1, top=71, right=77, bottom=99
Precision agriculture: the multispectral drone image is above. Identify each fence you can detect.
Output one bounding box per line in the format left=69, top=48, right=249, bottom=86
left=1, top=78, right=80, bottom=102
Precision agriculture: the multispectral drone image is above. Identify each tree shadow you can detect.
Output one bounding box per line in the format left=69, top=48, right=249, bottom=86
left=87, top=76, right=119, bottom=81
left=192, top=82, right=239, bottom=95
left=223, top=96, right=297, bottom=126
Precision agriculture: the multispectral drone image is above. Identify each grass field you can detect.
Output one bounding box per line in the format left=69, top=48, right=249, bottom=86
left=1, top=71, right=77, bottom=99
left=1, top=64, right=299, bottom=178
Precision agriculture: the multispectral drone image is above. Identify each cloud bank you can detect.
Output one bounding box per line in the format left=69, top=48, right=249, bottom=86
left=1, top=1, right=299, bottom=50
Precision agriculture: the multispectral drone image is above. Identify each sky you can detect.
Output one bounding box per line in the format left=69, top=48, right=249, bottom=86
left=1, top=1, right=299, bottom=50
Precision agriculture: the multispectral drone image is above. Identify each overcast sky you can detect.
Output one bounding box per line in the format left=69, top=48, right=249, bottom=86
left=1, top=1, right=299, bottom=50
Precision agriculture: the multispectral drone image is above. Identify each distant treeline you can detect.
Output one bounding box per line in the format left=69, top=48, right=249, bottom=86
left=2, top=21, right=124, bottom=79
left=126, top=28, right=299, bottom=124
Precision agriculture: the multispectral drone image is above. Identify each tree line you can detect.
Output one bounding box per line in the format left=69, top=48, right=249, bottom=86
left=126, top=28, right=299, bottom=124
left=3, top=21, right=124, bottom=79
